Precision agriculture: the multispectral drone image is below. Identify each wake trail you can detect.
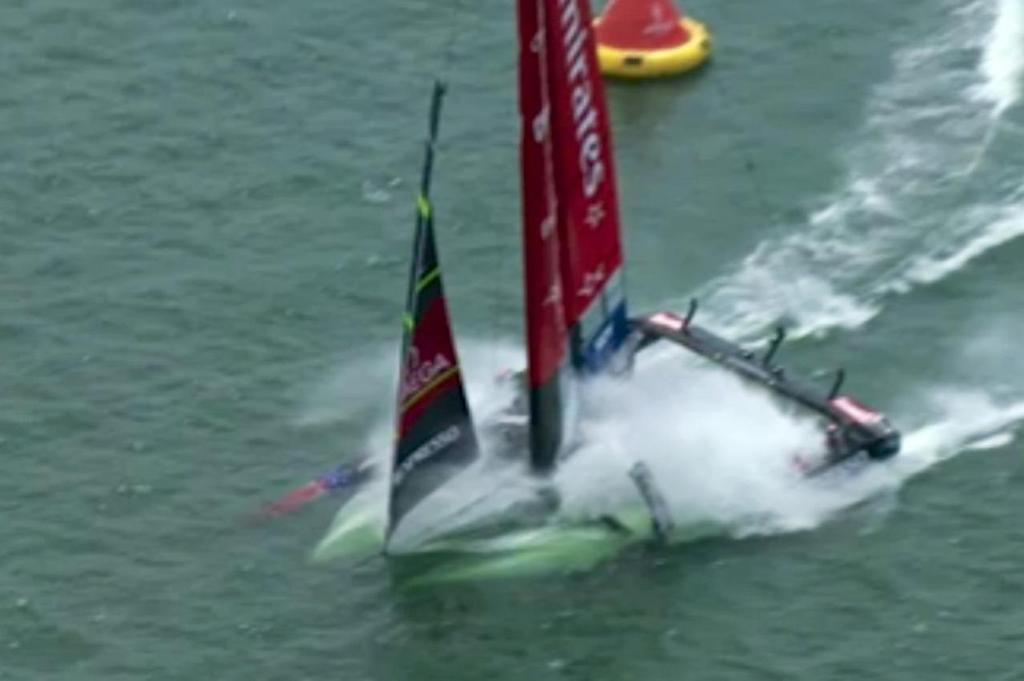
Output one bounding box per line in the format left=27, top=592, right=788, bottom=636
left=684, top=0, right=1024, bottom=342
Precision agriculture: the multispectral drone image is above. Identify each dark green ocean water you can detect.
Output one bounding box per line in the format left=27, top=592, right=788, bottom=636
left=4, top=0, right=1024, bottom=678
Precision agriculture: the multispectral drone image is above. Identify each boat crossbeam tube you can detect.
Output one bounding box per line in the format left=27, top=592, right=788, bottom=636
left=631, top=309, right=902, bottom=475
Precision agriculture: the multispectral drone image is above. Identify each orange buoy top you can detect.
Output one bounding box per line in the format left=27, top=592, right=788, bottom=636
left=594, top=0, right=691, bottom=50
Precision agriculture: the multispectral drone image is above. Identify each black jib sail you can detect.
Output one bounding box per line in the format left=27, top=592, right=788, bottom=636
left=387, top=82, right=480, bottom=540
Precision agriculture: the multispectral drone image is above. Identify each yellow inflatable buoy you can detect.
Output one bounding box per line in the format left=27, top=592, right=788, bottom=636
left=594, top=16, right=711, bottom=78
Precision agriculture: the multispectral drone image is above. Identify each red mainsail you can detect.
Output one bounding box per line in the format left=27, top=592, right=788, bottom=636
left=542, top=0, right=631, bottom=374
left=517, top=0, right=631, bottom=471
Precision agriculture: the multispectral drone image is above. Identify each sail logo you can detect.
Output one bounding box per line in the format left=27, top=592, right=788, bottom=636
left=401, top=346, right=454, bottom=404
left=577, top=265, right=605, bottom=298
left=557, top=0, right=606, bottom=199
left=393, top=424, right=462, bottom=487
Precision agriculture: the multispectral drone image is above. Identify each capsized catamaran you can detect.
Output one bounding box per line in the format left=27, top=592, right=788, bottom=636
left=274, top=0, right=901, bottom=562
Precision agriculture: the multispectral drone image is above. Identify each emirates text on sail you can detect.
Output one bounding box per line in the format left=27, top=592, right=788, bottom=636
left=558, top=0, right=606, bottom=198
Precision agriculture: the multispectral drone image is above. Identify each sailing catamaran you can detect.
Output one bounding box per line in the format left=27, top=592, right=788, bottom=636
left=273, top=0, right=901, bottom=561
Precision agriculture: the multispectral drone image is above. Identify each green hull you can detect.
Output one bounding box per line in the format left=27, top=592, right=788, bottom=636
left=310, top=487, right=386, bottom=563
left=312, top=492, right=660, bottom=583
left=407, top=511, right=651, bottom=585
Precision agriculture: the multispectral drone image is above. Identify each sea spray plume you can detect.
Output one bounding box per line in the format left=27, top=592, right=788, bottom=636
left=559, top=356, right=827, bottom=535
left=307, top=339, right=832, bottom=551
left=306, top=334, right=1024, bottom=573
left=294, top=345, right=398, bottom=427
left=295, top=340, right=528, bottom=430
left=556, top=349, right=1024, bottom=543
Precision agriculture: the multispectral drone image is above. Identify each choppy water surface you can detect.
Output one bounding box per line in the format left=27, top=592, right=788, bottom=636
left=3, top=0, right=1023, bottom=679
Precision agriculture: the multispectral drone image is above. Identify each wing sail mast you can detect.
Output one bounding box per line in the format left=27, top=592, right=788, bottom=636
left=518, top=0, right=572, bottom=473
